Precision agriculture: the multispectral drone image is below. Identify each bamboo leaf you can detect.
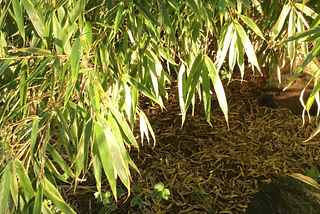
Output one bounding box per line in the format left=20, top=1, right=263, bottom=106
left=53, top=13, right=63, bottom=55
left=186, top=0, right=201, bottom=20
left=43, top=177, right=76, bottom=214
left=122, top=74, right=164, bottom=108
left=33, top=182, right=43, bottom=214
left=202, top=65, right=212, bottom=126
left=108, top=114, right=130, bottom=190
left=157, top=0, right=176, bottom=43
left=238, top=14, right=265, bottom=40
left=135, top=2, right=160, bottom=27
left=16, top=47, right=53, bottom=56
left=185, top=54, right=204, bottom=109
left=21, top=57, right=52, bottom=88
left=236, top=32, right=244, bottom=80
left=0, top=165, right=10, bottom=214
left=95, top=117, right=117, bottom=199
left=30, top=117, right=39, bottom=156
left=281, top=26, right=320, bottom=43
left=0, top=59, right=12, bottom=77
left=217, top=22, right=234, bottom=72
left=15, top=160, right=35, bottom=202
left=110, top=108, right=139, bottom=149
left=70, top=38, right=81, bottom=83
left=46, top=144, right=74, bottom=178
left=271, top=4, right=291, bottom=40
left=285, top=43, right=320, bottom=90
left=288, top=9, right=296, bottom=61
left=204, top=56, right=229, bottom=127
left=234, top=21, right=261, bottom=73
left=229, top=31, right=237, bottom=71
left=22, top=0, right=45, bottom=39
left=12, top=0, right=25, bottom=41
left=295, top=3, right=318, bottom=19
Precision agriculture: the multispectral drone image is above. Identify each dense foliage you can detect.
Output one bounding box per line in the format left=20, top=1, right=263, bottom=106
left=0, top=0, right=320, bottom=212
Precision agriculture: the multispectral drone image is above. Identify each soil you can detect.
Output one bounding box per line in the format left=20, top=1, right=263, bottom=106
left=58, top=67, right=320, bottom=214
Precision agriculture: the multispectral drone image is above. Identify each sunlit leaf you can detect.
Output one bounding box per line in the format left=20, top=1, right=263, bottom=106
left=271, top=4, right=291, bottom=40
left=288, top=9, right=296, bottom=61
left=234, top=21, right=261, bottom=73
left=0, top=165, right=10, bottom=214
left=22, top=0, right=45, bottom=39
left=204, top=55, right=229, bottom=128
left=238, top=14, right=265, bottom=40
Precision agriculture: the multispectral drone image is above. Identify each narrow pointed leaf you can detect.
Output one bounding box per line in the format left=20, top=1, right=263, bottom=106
left=285, top=43, right=320, bottom=89
left=238, top=14, right=265, bottom=40
left=0, top=165, right=10, bottom=214
left=22, top=0, right=45, bottom=39
left=12, top=0, right=25, bottom=41
left=157, top=0, right=176, bottom=43
left=21, top=57, right=52, bottom=88
left=204, top=56, right=228, bottom=126
left=135, top=2, right=160, bottom=26
left=94, top=118, right=117, bottom=199
left=43, top=178, right=76, bottom=214
left=271, top=4, right=291, bottom=40
left=234, top=21, right=261, bottom=73
left=288, top=9, right=296, bottom=61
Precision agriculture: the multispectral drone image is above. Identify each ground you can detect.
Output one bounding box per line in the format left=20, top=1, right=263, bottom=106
left=59, top=68, right=320, bottom=214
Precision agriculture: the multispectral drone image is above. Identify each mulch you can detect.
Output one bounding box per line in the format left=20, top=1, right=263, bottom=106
left=60, top=69, right=320, bottom=214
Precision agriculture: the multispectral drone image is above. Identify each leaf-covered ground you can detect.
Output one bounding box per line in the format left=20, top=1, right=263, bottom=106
left=60, top=69, right=320, bottom=214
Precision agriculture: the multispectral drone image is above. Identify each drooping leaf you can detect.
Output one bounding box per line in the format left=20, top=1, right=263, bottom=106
left=22, top=0, right=45, bottom=39
left=238, top=14, right=265, bottom=40
left=271, top=4, right=291, bottom=40
left=234, top=21, right=261, bottom=74
left=204, top=55, right=229, bottom=128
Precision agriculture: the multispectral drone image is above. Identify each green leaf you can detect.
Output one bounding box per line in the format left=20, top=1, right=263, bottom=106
left=46, top=144, right=74, bottom=178
left=236, top=32, right=244, bottom=79
left=219, top=0, right=226, bottom=23
left=22, top=0, right=45, bottom=39
left=53, top=13, right=63, bottom=55
left=16, top=47, right=53, bottom=56
left=0, top=165, right=10, bottom=214
left=241, top=0, right=250, bottom=8
left=14, top=160, right=35, bottom=202
left=21, top=57, right=52, bottom=88
left=167, top=0, right=178, bottom=11
left=135, top=2, right=160, bottom=27
left=295, top=3, right=318, bottom=19
left=217, top=22, right=234, bottom=72
left=94, top=118, right=117, bottom=199
left=12, top=0, right=25, bottom=41
left=122, top=74, right=164, bottom=108
left=204, top=55, right=229, bottom=126
left=107, top=114, right=130, bottom=190
left=281, top=26, right=320, bottom=43
left=311, top=13, right=320, bottom=28
left=33, top=182, right=43, bottom=214
left=202, top=66, right=212, bottom=126
left=43, top=177, right=76, bottom=214
left=288, top=9, right=296, bottom=61
left=185, top=54, right=204, bottom=109
left=271, top=4, right=291, bottom=40
left=0, top=59, right=12, bottom=77
left=186, top=0, right=201, bottom=20
left=238, top=14, right=265, bottom=40
left=157, top=0, right=176, bottom=43
left=70, top=38, right=81, bottom=83
left=234, top=21, right=261, bottom=73
left=110, top=108, right=139, bottom=149
left=285, top=42, right=320, bottom=90
left=30, top=117, right=39, bottom=156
